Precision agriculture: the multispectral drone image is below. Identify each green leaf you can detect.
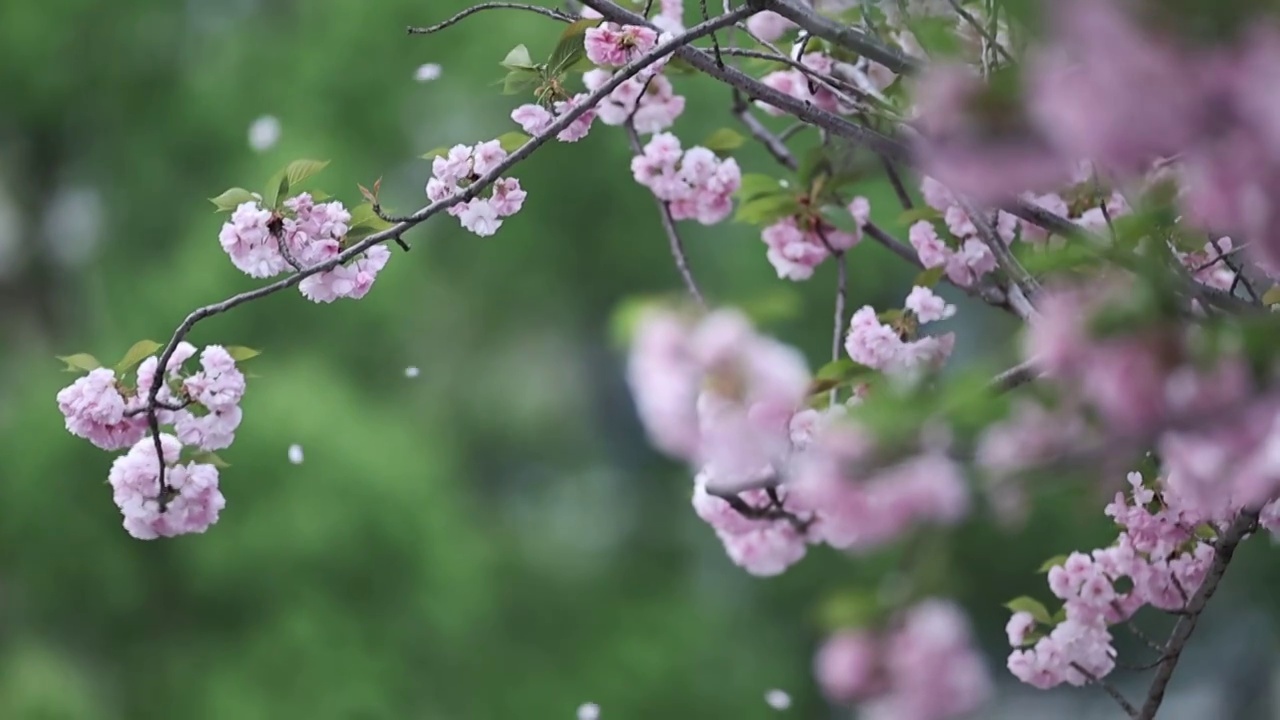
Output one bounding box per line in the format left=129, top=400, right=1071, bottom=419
left=1263, top=285, right=1280, bottom=306
left=191, top=451, right=231, bottom=469
left=496, top=131, right=530, bottom=153
left=735, top=173, right=786, bottom=202
left=263, top=168, right=290, bottom=209
left=547, top=19, right=602, bottom=76
left=224, top=346, right=262, bottom=362
left=797, top=146, right=830, bottom=187
left=702, top=128, right=745, bottom=156
left=912, top=266, right=945, bottom=288
left=733, top=194, right=801, bottom=225
left=816, top=590, right=882, bottom=631
left=501, top=68, right=541, bottom=95
left=735, top=286, right=802, bottom=326
left=115, top=340, right=163, bottom=374
left=209, top=187, right=259, bottom=212
left=1194, top=523, right=1217, bottom=541
left=664, top=56, right=697, bottom=75
left=1036, top=554, right=1069, bottom=573
left=608, top=294, right=683, bottom=349
left=1003, top=596, right=1053, bottom=625
left=346, top=203, right=395, bottom=241
left=906, top=16, right=962, bottom=57
left=284, top=159, right=330, bottom=188
left=421, top=146, right=451, bottom=160
left=815, top=358, right=875, bottom=383
left=500, top=44, right=538, bottom=71
left=877, top=308, right=905, bottom=325
left=898, top=206, right=941, bottom=225
left=56, top=353, right=101, bottom=373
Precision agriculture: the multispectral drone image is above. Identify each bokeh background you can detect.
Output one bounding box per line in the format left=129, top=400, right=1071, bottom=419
left=2, top=0, right=1279, bottom=718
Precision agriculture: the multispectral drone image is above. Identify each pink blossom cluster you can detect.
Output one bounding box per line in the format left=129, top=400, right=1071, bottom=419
left=57, top=342, right=246, bottom=538
left=584, top=23, right=658, bottom=67
left=691, top=475, right=811, bottom=576
left=1004, top=471, right=1265, bottom=689
left=815, top=599, right=992, bottom=720
left=108, top=433, right=225, bottom=540
left=426, top=140, right=528, bottom=237
left=511, top=95, right=597, bottom=143
left=757, top=53, right=857, bottom=117
left=911, top=0, right=1280, bottom=274
left=218, top=194, right=391, bottom=301
left=581, top=69, right=685, bottom=135
left=1024, top=276, right=1253, bottom=437
left=630, top=133, right=742, bottom=225
left=627, top=301, right=971, bottom=575
left=787, top=419, right=969, bottom=552
left=845, top=286, right=956, bottom=375
left=760, top=197, right=869, bottom=281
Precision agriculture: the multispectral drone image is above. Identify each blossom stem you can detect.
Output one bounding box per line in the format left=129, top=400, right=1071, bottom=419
left=624, top=123, right=708, bottom=308
left=406, top=3, right=574, bottom=35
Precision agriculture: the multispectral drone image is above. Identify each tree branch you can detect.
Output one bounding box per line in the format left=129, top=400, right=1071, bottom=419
left=143, top=4, right=757, bottom=480
left=624, top=123, right=708, bottom=308
left=748, top=0, right=919, bottom=74
left=407, top=2, right=574, bottom=35
left=1136, top=510, right=1260, bottom=720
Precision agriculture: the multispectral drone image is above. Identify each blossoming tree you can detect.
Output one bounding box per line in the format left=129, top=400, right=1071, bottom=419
left=51, top=0, right=1280, bottom=716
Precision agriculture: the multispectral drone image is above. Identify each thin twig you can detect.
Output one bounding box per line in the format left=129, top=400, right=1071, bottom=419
left=947, top=0, right=1014, bottom=64
left=732, top=97, right=797, bottom=170
left=1071, top=662, right=1138, bottom=718
left=1136, top=510, right=1260, bottom=720
left=624, top=123, right=707, bottom=308
left=990, top=361, right=1038, bottom=393
left=880, top=156, right=914, bottom=210
left=145, top=5, right=754, bottom=480
left=750, top=0, right=918, bottom=74
left=406, top=2, right=573, bottom=34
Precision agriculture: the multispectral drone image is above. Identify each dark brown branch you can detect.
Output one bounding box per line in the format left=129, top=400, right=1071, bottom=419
left=1137, top=510, right=1260, bottom=720
left=748, top=0, right=919, bottom=74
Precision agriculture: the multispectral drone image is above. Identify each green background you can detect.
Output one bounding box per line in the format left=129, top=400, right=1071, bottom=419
left=2, top=0, right=1277, bottom=717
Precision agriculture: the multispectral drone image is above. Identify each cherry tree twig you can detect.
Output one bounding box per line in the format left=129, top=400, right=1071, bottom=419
left=142, top=3, right=757, bottom=491
left=624, top=123, right=708, bottom=308
left=1137, top=510, right=1260, bottom=720
left=406, top=2, right=574, bottom=34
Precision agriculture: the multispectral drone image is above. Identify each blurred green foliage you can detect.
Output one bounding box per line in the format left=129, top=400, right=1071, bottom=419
left=2, top=0, right=1247, bottom=718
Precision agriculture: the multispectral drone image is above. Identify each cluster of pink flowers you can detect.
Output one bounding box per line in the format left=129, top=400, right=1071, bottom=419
left=581, top=69, right=685, bottom=134
left=761, top=197, right=869, bottom=280
left=511, top=95, right=597, bottom=143
left=1005, top=472, right=1277, bottom=689
left=757, top=53, right=857, bottom=116
left=108, top=433, right=225, bottom=541
left=630, top=133, right=742, bottom=225
left=219, top=194, right=391, bottom=301
left=844, top=286, right=957, bottom=375
left=426, top=140, right=528, bottom=237
left=787, top=418, right=969, bottom=553
left=584, top=23, right=658, bottom=67
left=1024, top=276, right=1252, bottom=437
left=627, top=304, right=969, bottom=576
left=815, top=600, right=992, bottom=720
left=56, top=342, right=245, bottom=538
